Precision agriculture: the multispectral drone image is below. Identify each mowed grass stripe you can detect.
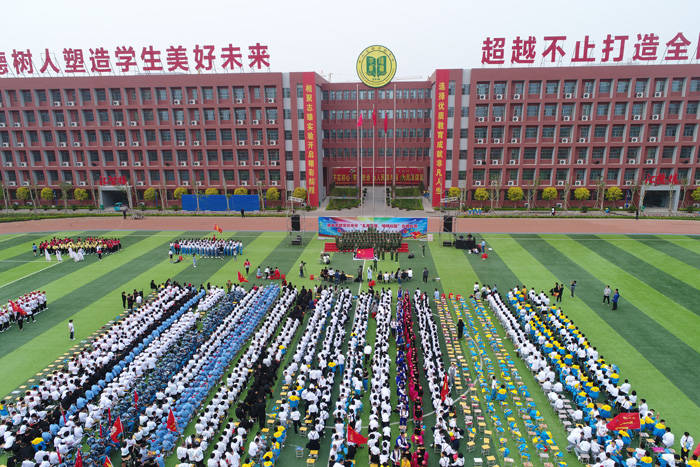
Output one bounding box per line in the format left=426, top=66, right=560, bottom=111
left=664, top=235, right=700, bottom=257
left=0, top=230, right=85, bottom=260
left=580, top=234, right=700, bottom=308
left=246, top=232, right=312, bottom=288
left=0, top=231, right=155, bottom=302
left=628, top=235, right=700, bottom=270
left=0, top=230, right=205, bottom=398
left=0, top=232, right=61, bottom=250
left=548, top=234, right=700, bottom=353
left=486, top=234, right=700, bottom=437
left=516, top=234, right=700, bottom=407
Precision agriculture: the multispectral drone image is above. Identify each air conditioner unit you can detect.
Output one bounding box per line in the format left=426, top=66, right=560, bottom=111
left=112, top=100, right=120, bottom=105
left=565, top=93, right=573, bottom=99
left=270, top=140, right=277, bottom=145
left=491, top=159, right=500, bottom=165
left=477, top=117, right=485, bottom=122
left=196, top=181, right=202, bottom=186
left=177, top=141, right=185, bottom=146
left=53, top=101, right=61, bottom=107
left=67, top=101, right=75, bottom=106
left=474, top=180, right=482, bottom=186
left=652, top=114, right=661, bottom=120
left=188, top=99, right=196, bottom=105
left=581, top=115, right=589, bottom=121
left=252, top=119, right=260, bottom=125
left=136, top=181, right=144, bottom=186
left=193, top=161, right=201, bottom=166
left=510, top=138, right=519, bottom=144
left=132, top=141, right=140, bottom=147
left=134, top=161, right=142, bottom=167
left=130, top=121, right=137, bottom=126
left=557, top=180, right=565, bottom=186
left=583, top=93, right=591, bottom=98
left=695, top=180, right=700, bottom=186
left=115, top=121, right=123, bottom=127
left=76, top=161, right=84, bottom=167
left=19, top=161, right=27, bottom=167
left=190, top=120, right=198, bottom=125
left=561, top=138, right=570, bottom=143
left=241, top=180, right=248, bottom=186
left=268, top=119, right=277, bottom=125
left=254, top=161, right=262, bottom=166
left=509, top=159, right=517, bottom=165
left=633, top=115, right=641, bottom=120
left=475, top=160, right=483, bottom=165
left=630, top=137, right=639, bottom=143
left=507, top=180, right=515, bottom=186
left=512, top=115, right=519, bottom=122
left=576, top=159, right=584, bottom=165
left=578, top=138, right=586, bottom=143
left=493, top=138, right=501, bottom=144
left=271, top=180, right=279, bottom=186
left=270, top=161, right=278, bottom=166
left=575, top=180, right=582, bottom=186
left=180, top=161, right=187, bottom=166
left=479, top=94, right=487, bottom=100
left=13, top=122, right=21, bottom=127
left=0, top=123, right=5, bottom=127
left=193, top=141, right=200, bottom=146
left=59, top=142, right=67, bottom=147
left=173, top=99, right=181, bottom=105
left=494, top=116, right=502, bottom=122
left=182, top=181, right=189, bottom=186
left=17, top=142, right=24, bottom=147
left=495, top=94, right=503, bottom=100
left=646, top=159, right=654, bottom=164
left=625, top=180, right=633, bottom=185
left=266, top=97, right=275, bottom=103
left=649, top=136, right=657, bottom=142
left=79, top=181, right=86, bottom=186
left=636, top=92, right=644, bottom=98
left=238, top=140, right=246, bottom=146
left=118, top=141, right=125, bottom=147
left=235, top=98, right=243, bottom=104
left=121, top=161, right=128, bottom=166
left=240, top=161, right=247, bottom=166
left=253, top=140, right=261, bottom=146
left=654, top=91, right=662, bottom=97
left=176, top=120, right=183, bottom=126
left=56, top=122, right=64, bottom=127
left=513, top=94, right=521, bottom=99
left=477, top=138, right=484, bottom=144
left=7, top=181, right=16, bottom=186
left=62, top=161, right=70, bottom=167
left=627, top=159, right=636, bottom=164
left=563, top=115, right=570, bottom=121
left=559, top=159, right=567, bottom=165
left=236, top=119, right=244, bottom=125
left=3, top=161, right=12, bottom=167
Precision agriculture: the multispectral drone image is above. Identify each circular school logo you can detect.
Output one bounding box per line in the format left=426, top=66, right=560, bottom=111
left=356, top=45, right=397, bottom=88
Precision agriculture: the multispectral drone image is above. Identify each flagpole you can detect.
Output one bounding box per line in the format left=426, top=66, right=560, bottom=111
left=356, top=84, right=360, bottom=207
left=393, top=83, right=396, bottom=193
left=384, top=112, right=387, bottom=211
left=372, top=105, right=375, bottom=213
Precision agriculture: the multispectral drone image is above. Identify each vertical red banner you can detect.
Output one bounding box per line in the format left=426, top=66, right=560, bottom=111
left=302, top=72, right=319, bottom=207
left=432, top=70, right=449, bottom=207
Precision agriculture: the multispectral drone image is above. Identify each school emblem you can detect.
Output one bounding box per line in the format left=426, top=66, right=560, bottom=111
left=356, top=45, right=397, bottom=88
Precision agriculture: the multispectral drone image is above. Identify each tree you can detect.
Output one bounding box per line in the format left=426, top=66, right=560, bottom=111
left=204, top=188, right=219, bottom=196
left=447, top=187, right=460, bottom=198
left=488, top=173, right=503, bottom=211
left=542, top=187, right=558, bottom=206
left=173, top=187, right=188, bottom=200
left=562, top=180, right=572, bottom=211
left=506, top=186, right=524, bottom=204
left=691, top=187, right=700, bottom=203
left=233, top=187, right=248, bottom=195
left=144, top=187, right=157, bottom=203
left=293, top=187, right=307, bottom=201
left=41, top=187, right=54, bottom=204
left=678, top=177, right=691, bottom=210
left=605, top=186, right=623, bottom=208
left=0, top=183, right=6, bottom=210
left=17, top=187, right=30, bottom=202
left=525, top=176, right=542, bottom=211
left=266, top=187, right=280, bottom=201
left=59, top=182, right=73, bottom=210
left=473, top=188, right=489, bottom=201
left=74, top=187, right=89, bottom=202
left=574, top=187, right=591, bottom=208
left=594, top=179, right=607, bottom=210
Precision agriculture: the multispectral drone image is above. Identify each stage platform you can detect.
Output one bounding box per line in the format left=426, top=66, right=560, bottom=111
left=324, top=243, right=410, bottom=253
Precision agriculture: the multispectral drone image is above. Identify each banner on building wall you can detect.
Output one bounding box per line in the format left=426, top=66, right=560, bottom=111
left=332, top=167, right=423, bottom=186
left=302, top=72, right=319, bottom=207
left=432, top=70, right=449, bottom=207
left=318, top=217, right=427, bottom=238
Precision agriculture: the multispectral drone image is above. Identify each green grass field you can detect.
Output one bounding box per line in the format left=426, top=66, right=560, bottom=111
left=1, top=229, right=698, bottom=466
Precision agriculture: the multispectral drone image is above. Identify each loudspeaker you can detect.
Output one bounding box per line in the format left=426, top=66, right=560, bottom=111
left=443, top=216, right=454, bottom=233
left=291, top=215, right=301, bottom=231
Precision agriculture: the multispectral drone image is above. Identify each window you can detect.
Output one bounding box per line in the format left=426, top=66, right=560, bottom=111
left=662, top=147, right=674, bottom=159
left=563, top=81, right=576, bottom=94
left=616, top=80, right=630, bottom=93
left=680, top=146, right=693, bottom=159
left=527, top=81, right=541, bottom=95
left=632, top=102, right=644, bottom=117
left=475, top=105, right=488, bottom=117
left=598, top=80, right=612, bottom=94
left=526, top=104, right=539, bottom=117
left=544, top=104, right=557, bottom=117
left=611, top=125, right=625, bottom=138
left=629, top=125, right=642, bottom=137
left=654, top=79, right=666, bottom=93
left=593, top=125, right=607, bottom=138
left=683, top=124, right=695, bottom=137
left=561, top=104, right=574, bottom=117
left=596, top=103, right=609, bottom=116
left=614, top=103, right=627, bottom=116
left=671, top=78, right=684, bottom=92
left=493, top=82, right=506, bottom=95
left=476, top=82, right=489, bottom=95
left=541, top=126, right=555, bottom=138
left=686, top=101, right=698, bottom=115
left=634, top=79, right=648, bottom=94
left=668, top=101, right=681, bottom=115
left=525, top=126, right=537, bottom=138
left=665, top=124, right=678, bottom=137
left=448, top=81, right=456, bottom=95
left=690, top=78, right=700, bottom=92
left=545, top=81, right=559, bottom=94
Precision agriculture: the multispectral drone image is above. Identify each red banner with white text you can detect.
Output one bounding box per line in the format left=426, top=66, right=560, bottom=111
left=302, top=72, right=319, bottom=207
left=332, top=167, right=424, bottom=186
left=432, top=70, right=449, bottom=207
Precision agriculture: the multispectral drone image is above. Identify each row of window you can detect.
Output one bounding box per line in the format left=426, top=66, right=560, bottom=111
left=472, top=123, right=698, bottom=140
left=473, top=146, right=696, bottom=161
left=323, top=128, right=434, bottom=139
left=474, top=101, right=700, bottom=118
left=469, top=167, right=695, bottom=183
left=474, top=77, right=700, bottom=97
left=322, top=88, right=431, bottom=101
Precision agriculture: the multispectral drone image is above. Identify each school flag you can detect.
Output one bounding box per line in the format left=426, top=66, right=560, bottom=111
left=372, top=108, right=377, bottom=127
left=606, top=412, right=641, bottom=431
left=167, top=408, right=178, bottom=432
left=383, top=112, right=388, bottom=133
left=110, top=416, right=123, bottom=443
left=103, top=457, right=113, bottom=467
left=237, top=271, right=249, bottom=283
left=74, top=450, right=83, bottom=467
left=440, top=374, right=449, bottom=401
left=134, top=390, right=138, bottom=410
left=357, top=113, right=363, bottom=127
left=347, top=425, right=368, bottom=445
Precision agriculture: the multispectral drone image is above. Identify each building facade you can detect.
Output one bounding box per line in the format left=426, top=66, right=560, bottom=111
left=1, top=63, right=699, bottom=209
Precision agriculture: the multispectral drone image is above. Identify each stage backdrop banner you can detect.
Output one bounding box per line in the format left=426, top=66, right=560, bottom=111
left=332, top=167, right=423, bottom=185
left=319, top=217, right=427, bottom=238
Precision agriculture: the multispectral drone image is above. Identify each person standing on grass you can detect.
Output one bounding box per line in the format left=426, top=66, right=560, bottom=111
left=169, top=249, right=173, bottom=263
left=603, top=285, right=611, bottom=304
left=121, top=291, right=126, bottom=309
left=32, top=243, right=37, bottom=256
left=457, top=318, right=464, bottom=339
left=612, top=289, right=620, bottom=310
left=192, top=253, right=197, bottom=269
left=422, top=243, right=425, bottom=257
left=244, top=259, right=251, bottom=275
left=422, top=267, right=429, bottom=283
left=570, top=280, right=577, bottom=298
left=68, top=320, right=74, bottom=340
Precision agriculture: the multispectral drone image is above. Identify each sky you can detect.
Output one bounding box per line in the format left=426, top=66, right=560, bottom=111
left=1, top=0, right=699, bottom=82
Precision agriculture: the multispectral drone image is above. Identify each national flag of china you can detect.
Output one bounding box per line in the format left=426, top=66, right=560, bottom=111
left=440, top=374, right=449, bottom=401
left=10, top=301, right=26, bottom=316
left=237, top=271, right=248, bottom=283
left=213, top=224, right=219, bottom=232
left=167, top=408, right=178, bottom=432
left=347, top=425, right=368, bottom=445
left=606, top=412, right=640, bottom=431
left=383, top=112, right=388, bottom=133
left=372, top=108, right=377, bottom=127
left=110, top=416, right=123, bottom=443
left=357, top=113, right=363, bottom=127
left=74, top=450, right=83, bottom=467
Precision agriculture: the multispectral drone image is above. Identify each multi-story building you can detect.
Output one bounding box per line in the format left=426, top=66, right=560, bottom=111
left=1, top=63, right=699, bottom=210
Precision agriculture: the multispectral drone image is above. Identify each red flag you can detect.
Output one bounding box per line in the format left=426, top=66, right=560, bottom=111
left=237, top=271, right=248, bottom=283
left=368, top=280, right=376, bottom=287
left=74, top=450, right=82, bottom=467
left=107, top=407, right=111, bottom=427
left=372, top=108, right=377, bottom=127
left=606, top=412, right=640, bottom=431
left=99, top=423, right=103, bottom=439
left=347, top=425, right=368, bottom=445
left=10, top=301, right=26, bottom=316
left=110, top=416, right=123, bottom=443
left=440, top=374, right=449, bottom=401
left=213, top=224, right=219, bottom=232
left=103, top=457, right=113, bottom=467
left=167, top=408, right=178, bottom=432
left=218, top=227, right=223, bottom=233
left=383, top=113, right=388, bottom=133
left=134, top=391, right=138, bottom=409
left=56, top=450, right=62, bottom=465
left=357, top=113, right=363, bottom=127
